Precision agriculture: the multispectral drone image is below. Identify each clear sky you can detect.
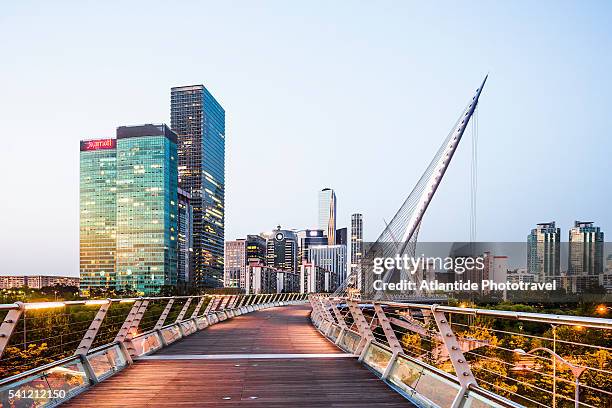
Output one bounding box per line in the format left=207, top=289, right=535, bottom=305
left=1, top=1, right=610, bottom=276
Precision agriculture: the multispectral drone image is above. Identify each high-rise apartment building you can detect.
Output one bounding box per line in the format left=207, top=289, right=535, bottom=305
left=318, top=188, right=336, bottom=245
left=115, top=124, right=178, bottom=294
left=177, top=188, right=193, bottom=286
left=171, top=85, right=226, bottom=288
left=568, top=221, right=604, bottom=275
left=80, top=138, right=117, bottom=290
left=527, top=222, right=561, bottom=282
left=351, top=213, right=363, bottom=290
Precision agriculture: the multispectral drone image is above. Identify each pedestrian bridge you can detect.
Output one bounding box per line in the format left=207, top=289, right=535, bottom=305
left=0, top=294, right=610, bottom=407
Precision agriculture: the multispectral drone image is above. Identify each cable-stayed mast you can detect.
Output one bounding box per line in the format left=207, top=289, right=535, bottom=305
left=338, top=75, right=488, bottom=299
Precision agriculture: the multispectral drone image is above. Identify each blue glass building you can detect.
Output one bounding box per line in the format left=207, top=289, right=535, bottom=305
left=171, top=85, right=225, bottom=288
left=115, top=124, right=178, bottom=294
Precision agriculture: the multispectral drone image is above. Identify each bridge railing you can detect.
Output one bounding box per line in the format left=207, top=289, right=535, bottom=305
left=0, top=292, right=308, bottom=407
left=309, top=295, right=612, bottom=408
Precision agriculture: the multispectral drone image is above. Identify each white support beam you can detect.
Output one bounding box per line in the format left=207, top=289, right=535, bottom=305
left=430, top=305, right=477, bottom=389
left=373, top=304, right=403, bottom=355
left=191, top=297, right=206, bottom=318
left=175, top=297, right=193, bottom=322
left=0, top=303, right=23, bottom=359
left=154, top=299, right=175, bottom=330
left=75, top=300, right=111, bottom=355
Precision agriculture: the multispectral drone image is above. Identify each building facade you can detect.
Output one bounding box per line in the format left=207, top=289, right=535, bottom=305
left=177, top=188, right=193, bottom=287
left=318, top=188, right=336, bottom=245
left=224, top=239, right=246, bottom=288
left=307, top=244, right=347, bottom=287
left=568, top=221, right=604, bottom=276
left=298, top=229, right=327, bottom=264
left=266, top=226, right=298, bottom=272
left=0, top=276, right=80, bottom=289
left=80, top=138, right=117, bottom=290
left=350, top=213, right=363, bottom=290
left=171, top=85, right=226, bottom=289
left=527, top=222, right=561, bottom=282
left=568, top=221, right=604, bottom=292
left=115, top=124, right=178, bottom=294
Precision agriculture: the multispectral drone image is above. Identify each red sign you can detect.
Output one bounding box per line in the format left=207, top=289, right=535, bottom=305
left=81, top=139, right=116, bottom=151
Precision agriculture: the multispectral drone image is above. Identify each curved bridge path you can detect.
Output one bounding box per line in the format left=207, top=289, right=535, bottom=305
left=64, top=304, right=411, bottom=407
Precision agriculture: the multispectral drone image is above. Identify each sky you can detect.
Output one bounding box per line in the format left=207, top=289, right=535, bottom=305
left=1, top=1, right=611, bottom=276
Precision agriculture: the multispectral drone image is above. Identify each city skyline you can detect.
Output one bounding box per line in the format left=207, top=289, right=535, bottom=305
left=1, top=1, right=612, bottom=276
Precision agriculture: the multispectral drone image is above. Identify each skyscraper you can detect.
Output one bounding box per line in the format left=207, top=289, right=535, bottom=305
left=527, top=222, right=561, bottom=282
left=115, top=124, right=178, bottom=294
left=318, top=188, right=336, bottom=245
left=350, top=213, right=363, bottom=289
left=177, top=188, right=193, bottom=287
left=568, top=221, right=604, bottom=292
left=79, top=139, right=117, bottom=290
left=171, top=85, right=225, bottom=288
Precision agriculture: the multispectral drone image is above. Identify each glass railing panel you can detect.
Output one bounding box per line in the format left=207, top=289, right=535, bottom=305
left=196, top=316, right=209, bottom=330
left=412, top=366, right=462, bottom=408
left=387, top=355, right=424, bottom=397
left=130, top=332, right=162, bottom=357
left=363, top=343, right=392, bottom=375
left=328, top=324, right=341, bottom=342
left=339, top=330, right=362, bottom=354
left=179, top=320, right=197, bottom=336
left=463, top=389, right=512, bottom=408
left=87, top=344, right=127, bottom=380
left=320, top=320, right=331, bottom=334
left=160, top=325, right=182, bottom=345
left=0, top=357, right=88, bottom=408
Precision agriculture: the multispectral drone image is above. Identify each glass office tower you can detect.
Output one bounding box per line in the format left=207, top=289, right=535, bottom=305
left=318, top=188, right=336, bottom=245
left=171, top=85, right=225, bottom=288
left=115, top=124, right=178, bottom=294
left=79, top=139, right=117, bottom=290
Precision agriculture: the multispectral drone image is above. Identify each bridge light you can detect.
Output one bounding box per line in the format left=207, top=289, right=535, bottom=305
left=25, top=302, right=66, bottom=310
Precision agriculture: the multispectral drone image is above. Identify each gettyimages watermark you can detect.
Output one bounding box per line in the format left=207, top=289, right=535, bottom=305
left=358, top=242, right=612, bottom=303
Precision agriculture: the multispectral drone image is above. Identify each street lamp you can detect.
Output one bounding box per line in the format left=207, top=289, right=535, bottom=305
left=514, top=347, right=586, bottom=408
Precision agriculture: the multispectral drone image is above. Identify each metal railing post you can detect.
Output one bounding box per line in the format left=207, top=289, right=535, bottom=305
left=191, top=297, right=206, bottom=318
left=202, top=296, right=217, bottom=315
left=429, top=304, right=477, bottom=408
left=175, top=297, right=193, bottom=322
left=154, top=299, right=175, bottom=330
left=0, top=302, right=24, bottom=358
left=326, top=298, right=347, bottom=328
left=114, top=300, right=143, bottom=343
left=75, top=300, right=111, bottom=355
left=373, top=304, right=403, bottom=355
left=347, top=300, right=375, bottom=355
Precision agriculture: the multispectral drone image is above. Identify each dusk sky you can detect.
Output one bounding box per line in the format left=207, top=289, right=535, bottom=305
left=1, top=1, right=610, bottom=276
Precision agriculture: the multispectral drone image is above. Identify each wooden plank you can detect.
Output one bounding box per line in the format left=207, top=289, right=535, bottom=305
left=64, top=305, right=413, bottom=407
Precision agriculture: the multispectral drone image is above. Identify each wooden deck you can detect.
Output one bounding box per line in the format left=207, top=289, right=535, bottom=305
left=64, top=305, right=412, bottom=407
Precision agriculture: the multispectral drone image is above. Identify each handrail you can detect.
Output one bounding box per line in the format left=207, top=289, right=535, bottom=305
left=0, top=295, right=310, bottom=407
left=310, top=295, right=612, bottom=408
left=345, top=299, right=612, bottom=330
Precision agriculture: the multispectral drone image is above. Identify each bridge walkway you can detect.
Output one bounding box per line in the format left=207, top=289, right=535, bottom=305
left=64, top=304, right=411, bottom=407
